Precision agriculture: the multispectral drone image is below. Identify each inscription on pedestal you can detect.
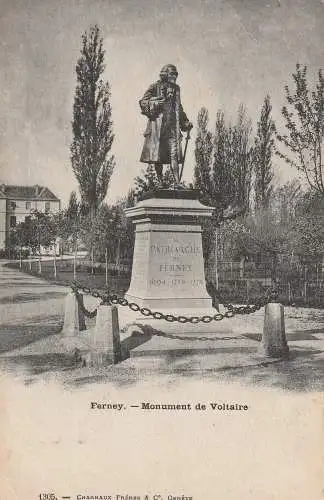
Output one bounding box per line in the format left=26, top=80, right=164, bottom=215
left=146, top=236, right=206, bottom=296
left=125, top=195, right=215, bottom=310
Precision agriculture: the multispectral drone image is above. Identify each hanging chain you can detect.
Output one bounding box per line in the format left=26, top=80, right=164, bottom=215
left=74, top=289, right=98, bottom=319
left=71, top=281, right=278, bottom=324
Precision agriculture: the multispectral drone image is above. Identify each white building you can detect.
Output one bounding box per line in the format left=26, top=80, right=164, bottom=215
left=0, top=184, right=61, bottom=250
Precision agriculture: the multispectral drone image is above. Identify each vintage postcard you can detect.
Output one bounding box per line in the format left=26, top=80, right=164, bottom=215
left=0, top=0, right=323, bottom=499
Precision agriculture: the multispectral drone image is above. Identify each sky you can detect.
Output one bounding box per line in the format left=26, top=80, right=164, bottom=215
left=0, top=0, right=323, bottom=206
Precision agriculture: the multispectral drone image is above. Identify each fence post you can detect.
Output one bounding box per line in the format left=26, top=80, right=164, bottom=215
left=304, top=265, right=307, bottom=303
left=105, top=247, right=108, bottom=286
left=73, top=241, right=77, bottom=280
left=53, top=242, right=57, bottom=279
left=91, top=246, right=95, bottom=275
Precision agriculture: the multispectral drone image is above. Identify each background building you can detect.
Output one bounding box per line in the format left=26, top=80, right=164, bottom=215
left=0, top=184, right=61, bottom=250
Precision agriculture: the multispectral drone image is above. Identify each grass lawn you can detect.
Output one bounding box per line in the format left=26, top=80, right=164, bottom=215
left=6, top=259, right=131, bottom=295
left=4, top=258, right=324, bottom=308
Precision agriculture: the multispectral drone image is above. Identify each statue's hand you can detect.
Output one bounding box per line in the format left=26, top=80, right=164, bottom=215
left=151, top=96, right=165, bottom=104
left=182, top=121, right=193, bottom=132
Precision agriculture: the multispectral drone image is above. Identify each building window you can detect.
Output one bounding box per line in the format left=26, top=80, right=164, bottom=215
left=10, top=216, right=16, bottom=227
left=45, top=201, right=50, bottom=212
left=26, top=201, right=31, bottom=210
left=10, top=202, right=16, bottom=210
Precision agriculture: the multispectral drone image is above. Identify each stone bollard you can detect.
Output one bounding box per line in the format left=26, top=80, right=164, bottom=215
left=259, top=303, right=289, bottom=358
left=90, top=304, right=121, bottom=366
left=62, top=291, right=86, bottom=337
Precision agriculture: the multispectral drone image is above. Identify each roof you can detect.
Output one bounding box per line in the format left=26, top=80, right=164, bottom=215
left=0, top=185, right=60, bottom=201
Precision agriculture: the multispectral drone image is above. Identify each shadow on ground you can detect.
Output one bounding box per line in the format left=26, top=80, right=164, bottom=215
left=0, top=353, right=78, bottom=377
left=200, top=347, right=324, bottom=392
left=0, top=315, right=63, bottom=353
left=1, top=281, right=67, bottom=288
left=1, top=342, right=323, bottom=393
left=0, top=291, right=66, bottom=304
left=244, top=330, right=324, bottom=341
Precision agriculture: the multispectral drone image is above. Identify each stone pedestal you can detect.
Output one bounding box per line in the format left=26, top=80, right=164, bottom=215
left=60, top=291, right=89, bottom=352
left=91, top=304, right=121, bottom=365
left=125, top=190, right=217, bottom=316
left=62, top=291, right=86, bottom=337
left=259, top=303, right=289, bottom=358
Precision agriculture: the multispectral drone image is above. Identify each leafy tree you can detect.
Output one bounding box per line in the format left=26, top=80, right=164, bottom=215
left=277, top=64, right=324, bottom=195
left=10, top=218, right=33, bottom=262
left=288, top=190, right=324, bottom=263
left=82, top=201, right=134, bottom=263
left=11, top=211, right=57, bottom=254
left=134, top=164, right=159, bottom=197
left=55, top=193, right=82, bottom=244
left=125, top=188, right=137, bottom=208
left=194, top=107, right=213, bottom=193
left=70, top=25, right=115, bottom=218
left=54, top=197, right=86, bottom=277
left=221, top=210, right=289, bottom=282
left=288, top=215, right=324, bottom=263
left=228, top=105, right=254, bottom=212
left=11, top=212, right=58, bottom=272
left=194, top=105, right=253, bottom=219
left=134, top=164, right=173, bottom=198
left=254, top=95, right=276, bottom=209
left=295, top=188, right=324, bottom=216
left=66, top=191, right=79, bottom=220
left=270, top=180, right=302, bottom=225
left=193, top=105, right=254, bottom=284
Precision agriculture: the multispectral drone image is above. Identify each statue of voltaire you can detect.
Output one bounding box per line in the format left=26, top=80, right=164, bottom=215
left=139, top=64, right=193, bottom=186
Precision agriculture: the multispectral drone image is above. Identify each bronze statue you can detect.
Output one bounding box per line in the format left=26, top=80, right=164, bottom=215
left=139, top=64, right=193, bottom=186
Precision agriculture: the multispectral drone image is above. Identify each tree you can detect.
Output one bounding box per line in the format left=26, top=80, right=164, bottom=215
left=134, top=164, right=160, bottom=197
left=229, top=105, right=254, bottom=212
left=254, top=95, right=276, bottom=209
left=10, top=219, right=32, bottom=265
left=288, top=215, right=324, bottom=263
left=288, top=189, right=324, bottom=263
left=70, top=25, right=115, bottom=218
left=193, top=105, right=254, bottom=284
left=66, top=190, right=79, bottom=220
left=55, top=193, right=82, bottom=246
left=133, top=164, right=174, bottom=199
left=271, top=180, right=302, bottom=226
left=210, top=105, right=253, bottom=217
left=194, top=105, right=254, bottom=218
left=194, top=107, right=213, bottom=193
left=11, top=212, right=58, bottom=273
left=11, top=212, right=57, bottom=254
left=82, top=201, right=134, bottom=263
left=277, top=63, right=324, bottom=195
left=222, top=210, right=289, bottom=282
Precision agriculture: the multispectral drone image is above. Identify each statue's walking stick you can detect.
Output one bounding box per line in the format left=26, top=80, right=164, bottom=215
left=179, top=129, right=191, bottom=182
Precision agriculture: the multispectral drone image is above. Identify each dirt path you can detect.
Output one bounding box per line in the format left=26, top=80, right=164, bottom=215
left=0, top=262, right=69, bottom=353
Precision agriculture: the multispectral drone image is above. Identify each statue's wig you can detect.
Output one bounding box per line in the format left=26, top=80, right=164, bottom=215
left=159, top=64, right=178, bottom=80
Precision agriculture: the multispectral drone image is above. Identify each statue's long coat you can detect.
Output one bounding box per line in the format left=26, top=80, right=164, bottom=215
left=139, top=80, right=190, bottom=164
